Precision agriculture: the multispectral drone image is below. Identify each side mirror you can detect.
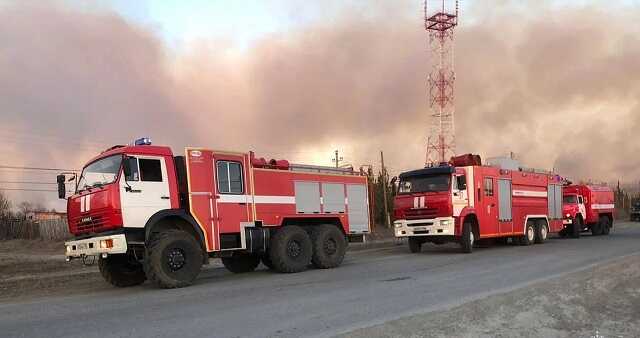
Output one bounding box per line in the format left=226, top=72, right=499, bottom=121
left=57, top=174, right=66, bottom=199
left=390, top=176, right=397, bottom=185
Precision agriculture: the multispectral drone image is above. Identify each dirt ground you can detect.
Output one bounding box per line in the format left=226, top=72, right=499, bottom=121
left=340, top=253, right=640, bottom=338
left=0, top=239, right=107, bottom=301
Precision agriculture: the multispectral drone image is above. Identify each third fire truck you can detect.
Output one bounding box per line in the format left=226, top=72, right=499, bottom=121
left=59, top=139, right=370, bottom=288
left=393, top=155, right=564, bottom=253
left=561, top=184, right=614, bottom=237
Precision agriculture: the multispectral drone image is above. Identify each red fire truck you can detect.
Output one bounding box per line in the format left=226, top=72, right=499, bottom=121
left=561, top=184, right=614, bottom=237
left=58, top=139, right=370, bottom=288
left=393, top=155, right=564, bottom=253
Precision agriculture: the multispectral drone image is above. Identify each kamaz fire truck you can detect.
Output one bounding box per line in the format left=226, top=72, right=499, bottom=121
left=59, top=139, right=370, bottom=288
left=393, top=155, right=564, bottom=253
left=561, top=184, right=614, bottom=237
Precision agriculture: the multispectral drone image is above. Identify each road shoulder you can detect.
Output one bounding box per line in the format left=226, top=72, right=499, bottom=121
left=338, top=252, right=640, bottom=338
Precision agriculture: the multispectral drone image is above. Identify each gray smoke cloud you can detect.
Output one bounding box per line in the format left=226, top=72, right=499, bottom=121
left=1, top=1, right=639, bottom=209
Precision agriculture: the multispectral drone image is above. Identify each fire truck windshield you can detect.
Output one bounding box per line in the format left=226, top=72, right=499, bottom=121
left=563, top=195, right=578, bottom=204
left=399, top=174, right=451, bottom=194
left=76, top=155, right=122, bottom=192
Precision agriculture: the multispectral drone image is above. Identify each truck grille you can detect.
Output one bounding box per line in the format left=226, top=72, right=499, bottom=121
left=71, top=211, right=109, bottom=233
left=405, top=208, right=439, bottom=220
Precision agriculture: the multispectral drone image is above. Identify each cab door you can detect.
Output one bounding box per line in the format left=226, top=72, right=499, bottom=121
left=212, top=153, right=250, bottom=237
left=479, top=176, right=499, bottom=236
left=452, top=173, right=469, bottom=217
left=120, top=155, right=171, bottom=228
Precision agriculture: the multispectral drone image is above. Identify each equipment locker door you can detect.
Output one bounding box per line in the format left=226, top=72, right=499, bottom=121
left=497, top=179, right=513, bottom=234
left=346, top=184, right=369, bottom=234
left=213, top=153, right=249, bottom=238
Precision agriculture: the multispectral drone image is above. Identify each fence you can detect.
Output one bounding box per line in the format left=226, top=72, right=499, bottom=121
left=0, top=218, right=71, bottom=241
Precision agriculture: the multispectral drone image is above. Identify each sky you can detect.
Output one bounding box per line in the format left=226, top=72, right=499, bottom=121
left=1, top=0, right=640, bottom=211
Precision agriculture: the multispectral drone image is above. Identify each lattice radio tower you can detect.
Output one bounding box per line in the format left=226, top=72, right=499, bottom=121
left=424, top=0, right=459, bottom=165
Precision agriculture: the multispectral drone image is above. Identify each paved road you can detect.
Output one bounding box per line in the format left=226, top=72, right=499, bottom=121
left=2, top=223, right=639, bottom=338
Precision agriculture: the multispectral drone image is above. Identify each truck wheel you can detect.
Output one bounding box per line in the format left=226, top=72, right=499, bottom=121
left=408, top=237, right=423, bottom=253
left=520, top=223, right=535, bottom=246
left=144, top=229, right=204, bottom=288
left=261, top=254, right=275, bottom=270
left=571, top=217, right=582, bottom=238
left=460, top=220, right=475, bottom=253
left=98, top=254, right=146, bottom=287
left=269, top=225, right=312, bottom=273
left=591, top=218, right=604, bottom=236
left=534, top=222, right=548, bottom=244
left=601, top=216, right=611, bottom=236
left=221, top=253, right=260, bottom=273
left=310, top=225, right=347, bottom=269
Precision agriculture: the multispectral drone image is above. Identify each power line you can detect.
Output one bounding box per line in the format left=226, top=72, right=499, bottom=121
left=0, top=181, right=73, bottom=185
left=0, top=188, right=57, bottom=192
left=0, top=165, right=79, bottom=172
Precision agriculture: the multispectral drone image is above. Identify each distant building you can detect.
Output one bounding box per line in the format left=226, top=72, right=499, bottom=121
left=26, top=211, right=67, bottom=222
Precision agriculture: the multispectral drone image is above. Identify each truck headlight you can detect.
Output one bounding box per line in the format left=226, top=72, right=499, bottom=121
left=566, top=213, right=571, bottom=218
left=440, top=219, right=450, bottom=226
left=394, top=222, right=401, bottom=228
left=99, top=239, right=114, bottom=249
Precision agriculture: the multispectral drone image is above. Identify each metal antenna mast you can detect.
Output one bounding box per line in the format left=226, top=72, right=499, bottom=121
left=425, top=0, right=459, bottom=165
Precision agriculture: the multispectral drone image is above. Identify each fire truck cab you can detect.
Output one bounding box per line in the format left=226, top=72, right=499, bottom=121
left=59, top=139, right=370, bottom=288
left=393, top=155, right=564, bottom=253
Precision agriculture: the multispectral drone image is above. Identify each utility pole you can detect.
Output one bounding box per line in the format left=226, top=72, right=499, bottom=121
left=332, top=150, right=343, bottom=168
left=380, top=150, right=390, bottom=228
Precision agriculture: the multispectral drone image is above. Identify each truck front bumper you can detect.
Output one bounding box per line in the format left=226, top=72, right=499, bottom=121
left=65, top=234, right=128, bottom=258
left=394, top=217, right=455, bottom=237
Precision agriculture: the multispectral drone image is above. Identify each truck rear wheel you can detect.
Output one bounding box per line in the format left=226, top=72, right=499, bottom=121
left=408, top=237, right=423, bottom=253
left=600, top=216, right=611, bottom=236
left=520, top=223, right=535, bottom=246
left=144, top=229, right=204, bottom=288
left=460, top=220, right=475, bottom=253
left=591, top=218, right=604, bottom=236
left=221, top=253, right=260, bottom=273
left=571, top=217, right=582, bottom=238
left=310, top=224, right=347, bottom=269
left=269, top=225, right=312, bottom=273
left=98, top=254, right=146, bottom=287
left=261, top=254, right=274, bottom=270
left=534, top=222, right=548, bottom=244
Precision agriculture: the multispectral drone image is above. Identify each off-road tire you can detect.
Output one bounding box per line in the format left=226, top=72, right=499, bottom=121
left=261, top=254, right=275, bottom=270
left=310, top=224, right=347, bottom=269
left=520, top=222, right=535, bottom=246
left=591, top=218, right=604, bottom=236
left=269, top=225, right=312, bottom=273
left=221, top=253, right=260, bottom=273
left=98, top=254, right=146, bottom=287
left=144, top=229, right=204, bottom=288
left=601, top=216, right=611, bottom=236
left=408, top=237, right=423, bottom=253
left=534, top=222, right=548, bottom=244
left=460, top=220, right=475, bottom=253
left=571, top=217, right=582, bottom=238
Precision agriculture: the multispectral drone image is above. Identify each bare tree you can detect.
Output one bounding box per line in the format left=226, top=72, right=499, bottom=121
left=0, top=191, right=11, bottom=219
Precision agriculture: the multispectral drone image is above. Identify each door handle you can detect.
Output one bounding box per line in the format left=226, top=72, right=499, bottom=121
left=238, top=202, right=246, bottom=205
left=126, top=187, right=141, bottom=193
left=161, top=196, right=170, bottom=200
